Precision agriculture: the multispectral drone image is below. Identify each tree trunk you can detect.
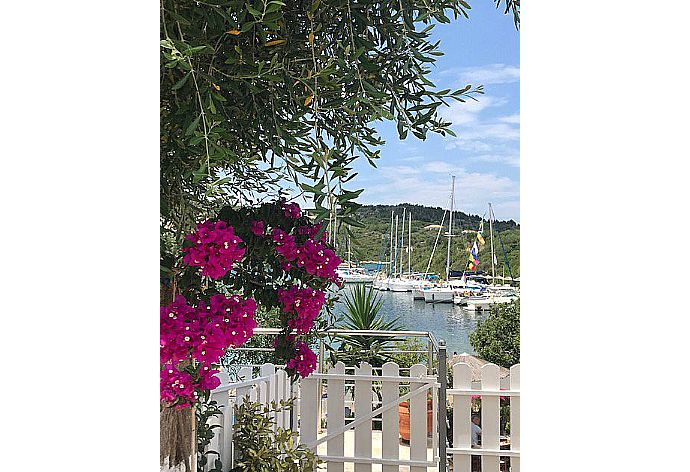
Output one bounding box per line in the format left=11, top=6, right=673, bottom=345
left=160, top=405, right=195, bottom=471
left=160, top=281, right=196, bottom=471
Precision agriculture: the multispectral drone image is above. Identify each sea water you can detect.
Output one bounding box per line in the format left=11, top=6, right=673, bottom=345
left=332, top=285, right=489, bottom=357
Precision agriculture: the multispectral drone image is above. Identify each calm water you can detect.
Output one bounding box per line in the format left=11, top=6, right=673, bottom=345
left=333, top=285, right=489, bottom=357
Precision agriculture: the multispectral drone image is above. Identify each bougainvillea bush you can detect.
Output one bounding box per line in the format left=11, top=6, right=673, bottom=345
left=160, top=199, right=341, bottom=409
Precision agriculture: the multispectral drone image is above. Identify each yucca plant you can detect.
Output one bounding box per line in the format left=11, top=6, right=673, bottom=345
left=328, top=284, right=404, bottom=367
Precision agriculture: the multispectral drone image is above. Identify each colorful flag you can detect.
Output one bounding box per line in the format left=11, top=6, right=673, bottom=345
left=471, top=241, right=479, bottom=258
left=477, top=220, right=486, bottom=245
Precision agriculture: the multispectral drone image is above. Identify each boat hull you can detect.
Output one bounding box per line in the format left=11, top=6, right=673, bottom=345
left=423, top=289, right=454, bottom=304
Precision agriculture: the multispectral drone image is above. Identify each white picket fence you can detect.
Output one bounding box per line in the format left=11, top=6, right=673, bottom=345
left=204, top=363, right=294, bottom=471
left=448, top=363, right=521, bottom=472
left=208, top=361, right=520, bottom=472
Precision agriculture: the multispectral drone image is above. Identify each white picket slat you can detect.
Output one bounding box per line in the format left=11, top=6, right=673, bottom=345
left=275, top=369, right=288, bottom=429
left=510, top=364, right=520, bottom=472
left=381, top=362, right=400, bottom=472
left=236, top=366, right=253, bottom=402
left=207, top=389, right=225, bottom=472
left=299, top=371, right=319, bottom=453
left=354, top=362, right=373, bottom=472
left=260, top=363, right=275, bottom=411
left=220, top=398, right=233, bottom=472
left=327, top=362, right=345, bottom=472
left=292, top=377, right=300, bottom=433
left=481, top=364, right=501, bottom=472
left=409, top=364, right=427, bottom=472
left=215, top=371, right=233, bottom=472
left=452, top=362, right=472, bottom=472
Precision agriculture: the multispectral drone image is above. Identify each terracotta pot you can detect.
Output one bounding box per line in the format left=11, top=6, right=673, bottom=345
left=398, top=399, right=434, bottom=442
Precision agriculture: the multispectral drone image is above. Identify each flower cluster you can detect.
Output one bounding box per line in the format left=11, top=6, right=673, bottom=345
left=296, top=239, right=342, bottom=282
left=250, top=220, right=265, bottom=237
left=160, top=364, right=196, bottom=407
left=160, top=363, right=222, bottom=409
left=160, top=294, right=256, bottom=406
left=282, top=201, right=301, bottom=219
left=277, top=286, right=326, bottom=334
left=183, top=220, right=245, bottom=279
left=286, top=341, right=318, bottom=378
left=297, top=222, right=327, bottom=242
left=272, top=228, right=299, bottom=261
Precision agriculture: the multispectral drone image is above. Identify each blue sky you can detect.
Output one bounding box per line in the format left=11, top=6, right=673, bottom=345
left=353, top=3, right=520, bottom=221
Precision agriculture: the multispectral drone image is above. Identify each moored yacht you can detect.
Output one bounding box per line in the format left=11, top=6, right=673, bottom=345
left=336, top=265, right=375, bottom=283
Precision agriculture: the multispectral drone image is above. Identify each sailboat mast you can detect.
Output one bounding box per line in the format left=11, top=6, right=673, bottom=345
left=400, top=208, right=406, bottom=277
left=394, top=213, right=399, bottom=277
left=347, top=229, right=352, bottom=267
left=389, top=210, right=394, bottom=276
left=489, top=202, right=496, bottom=283
left=446, top=175, right=456, bottom=280
left=408, top=211, right=412, bottom=275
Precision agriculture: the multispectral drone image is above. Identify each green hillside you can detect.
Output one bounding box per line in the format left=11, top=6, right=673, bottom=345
left=338, top=204, right=520, bottom=279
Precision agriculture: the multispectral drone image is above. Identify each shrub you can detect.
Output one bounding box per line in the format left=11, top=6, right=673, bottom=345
left=231, top=397, right=320, bottom=472
left=469, top=299, right=520, bottom=368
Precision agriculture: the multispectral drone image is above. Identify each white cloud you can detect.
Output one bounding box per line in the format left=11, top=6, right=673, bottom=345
left=401, top=155, right=425, bottom=162
left=358, top=166, right=520, bottom=221
left=439, top=96, right=505, bottom=126
left=441, top=63, right=520, bottom=85
left=378, top=165, right=420, bottom=176
left=499, top=113, right=520, bottom=124
left=422, top=161, right=463, bottom=174
left=466, top=154, right=520, bottom=168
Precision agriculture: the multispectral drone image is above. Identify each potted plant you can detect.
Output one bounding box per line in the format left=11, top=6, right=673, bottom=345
left=398, top=396, right=434, bottom=442
left=389, top=338, right=432, bottom=442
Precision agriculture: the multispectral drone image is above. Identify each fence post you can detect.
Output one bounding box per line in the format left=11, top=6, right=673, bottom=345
left=317, top=337, right=325, bottom=432
left=427, top=338, right=434, bottom=374
left=438, top=340, right=448, bottom=472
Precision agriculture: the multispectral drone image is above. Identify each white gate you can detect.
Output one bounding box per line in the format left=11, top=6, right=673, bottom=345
left=299, top=361, right=440, bottom=470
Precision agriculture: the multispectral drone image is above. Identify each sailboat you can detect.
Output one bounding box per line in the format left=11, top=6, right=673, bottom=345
left=372, top=210, right=395, bottom=291
left=423, top=175, right=466, bottom=304
left=454, top=203, right=519, bottom=307
left=336, top=231, right=375, bottom=283
left=388, top=208, right=419, bottom=292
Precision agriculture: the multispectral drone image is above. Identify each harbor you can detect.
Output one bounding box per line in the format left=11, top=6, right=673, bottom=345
left=333, top=285, right=491, bottom=356
left=334, top=175, right=520, bottom=356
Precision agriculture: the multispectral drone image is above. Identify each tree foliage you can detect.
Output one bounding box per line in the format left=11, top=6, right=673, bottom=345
left=159, top=0, right=509, bottom=273
left=469, top=299, right=520, bottom=368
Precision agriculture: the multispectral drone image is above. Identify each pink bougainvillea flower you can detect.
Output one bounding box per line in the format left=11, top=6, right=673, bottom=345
left=160, top=293, right=257, bottom=404
left=281, top=201, right=302, bottom=219
left=297, top=222, right=327, bottom=243
left=272, top=228, right=298, bottom=261
left=277, top=285, right=326, bottom=334
left=182, top=220, right=245, bottom=279
left=295, top=238, right=342, bottom=282
left=198, top=363, right=222, bottom=390
left=250, top=220, right=265, bottom=237
left=286, top=341, right=317, bottom=378
left=160, top=364, right=197, bottom=405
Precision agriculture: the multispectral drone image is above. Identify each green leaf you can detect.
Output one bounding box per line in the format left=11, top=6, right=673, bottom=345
left=171, top=72, right=191, bottom=90
left=185, top=115, right=201, bottom=136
